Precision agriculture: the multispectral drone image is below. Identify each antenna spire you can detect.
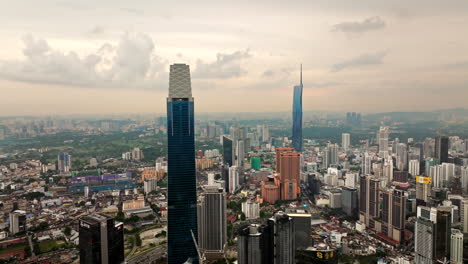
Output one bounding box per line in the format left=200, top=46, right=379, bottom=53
left=300, top=63, right=302, bottom=85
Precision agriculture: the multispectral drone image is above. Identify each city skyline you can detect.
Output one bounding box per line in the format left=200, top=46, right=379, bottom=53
left=1, top=1, right=468, bottom=116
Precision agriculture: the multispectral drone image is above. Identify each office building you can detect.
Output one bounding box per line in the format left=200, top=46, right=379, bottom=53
left=166, top=63, right=198, bottom=263
left=198, top=186, right=227, bottom=260
left=324, top=143, right=339, bottom=169
left=268, top=212, right=295, bottom=264
left=381, top=189, right=406, bottom=244
left=415, top=206, right=437, bottom=264
left=237, top=224, right=272, bottom=264
left=359, top=176, right=380, bottom=228
left=223, top=136, right=234, bottom=167
left=57, top=152, right=71, bottom=173
left=287, top=210, right=311, bottom=250
left=342, top=133, right=350, bottom=151
left=292, top=65, right=303, bottom=152
left=435, top=135, right=449, bottom=163
left=435, top=207, right=452, bottom=262
left=451, top=229, right=463, bottom=264
left=9, top=210, right=26, bottom=235
left=409, top=159, right=420, bottom=176
left=462, top=167, right=468, bottom=194
left=342, top=187, right=358, bottom=218
left=79, top=213, right=124, bottom=264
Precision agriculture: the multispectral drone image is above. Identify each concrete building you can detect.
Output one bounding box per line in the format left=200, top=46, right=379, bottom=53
left=9, top=210, right=26, bottom=235
left=342, top=187, right=358, bottom=218
left=242, top=201, right=260, bottom=219
left=450, top=229, right=463, bottom=264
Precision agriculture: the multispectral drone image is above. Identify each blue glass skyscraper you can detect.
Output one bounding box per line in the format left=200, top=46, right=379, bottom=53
left=292, top=65, right=303, bottom=152
left=166, top=64, right=198, bottom=264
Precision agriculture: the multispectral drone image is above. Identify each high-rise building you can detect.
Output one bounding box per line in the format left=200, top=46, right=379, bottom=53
left=287, top=210, right=312, bottom=250
left=131, top=147, right=144, bottom=161
left=9, top=210, right=26, bottom=235
left=144, top=178, right=158, bottom=194
left=278, top=151, right=300, bottom=200
left=451, top=228, right=463, bottom=264
left=435, top=206, right=452, bottom=262
left=362, top=152, right=372, bottom=175
left=341, top=187, right=358, bottom=218
left=292, top=65, right=303, bottom=152
left=79, top=213, right=124, bottom=264
left=435, top=135, right=449, bottom=163
left=268, top=212, right=295, bottom=264
left=395, top=143, right=408, bottom=171
left=236, top=140, right=245, bottom=167
left=261, top=176, right=280, bottom=204
left=242, top=201, right=260, bottom=219
left=409, top=159, right=420, bottom=176
left=378, top=126, right=389, bottom=157
left=237, top=224, right=272, bottom=264
left=462, top=167, right=468, bottom=194
left=222, top=136, right=234, bottom=167
left=57, top=152, right=71, bottom=173
left=324, top=143, right=339, bottom=169
left=166, top=63, right=198, bottom=263
left=228, top=166, right=239, bottom=194
left=359, top=176, right=380, bottom=228
left=262, top=123, right=270, bottom=143
left=341, top=133, right=350, bottom=151
left=381, top=189, right=406, bottom=244
left=198, top=186, right=227, bottom=260
left=275, top=147, right=294, bottom=172
left=415, top=206, right=437, bottom=264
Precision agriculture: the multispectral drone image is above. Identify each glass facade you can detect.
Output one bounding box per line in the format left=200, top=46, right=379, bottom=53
left=292, top=66, right=303, bottom=152
left=167, top=64, right=198, bottom=264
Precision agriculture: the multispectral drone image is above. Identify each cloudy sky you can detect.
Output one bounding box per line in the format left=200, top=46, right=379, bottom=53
left=1, top=0, right=467, bottom=116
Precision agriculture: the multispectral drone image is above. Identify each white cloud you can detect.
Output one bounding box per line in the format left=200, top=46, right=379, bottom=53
left=332, top=51, right=387, bottom=72
left=193, top=49, right=251, bottom=79
left=332, top=16, right=386, bottom=33
left=0, top=33, right=165, bottom=89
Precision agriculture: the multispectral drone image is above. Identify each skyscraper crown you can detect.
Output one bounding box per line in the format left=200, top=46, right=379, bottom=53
left=169, top=63, right=192, bottom=98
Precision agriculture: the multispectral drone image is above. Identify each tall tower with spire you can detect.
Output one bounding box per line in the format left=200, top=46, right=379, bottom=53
left=292, top=65, right=303, bottom=152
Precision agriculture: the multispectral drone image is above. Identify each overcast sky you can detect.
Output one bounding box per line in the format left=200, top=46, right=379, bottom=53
left=1, top=0, right=467, bottom=116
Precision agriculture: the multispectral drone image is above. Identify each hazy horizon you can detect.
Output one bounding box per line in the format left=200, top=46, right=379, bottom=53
left=1, top=0, right=468, bottom=116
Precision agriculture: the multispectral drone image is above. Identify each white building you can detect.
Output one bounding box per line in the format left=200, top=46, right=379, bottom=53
left=144, top=179, right=158, bottom=194
left=242, top=201, right=260, bottom=219
left=409, top=160, right=420, bottom=176
left=342, top=133, right=350, bottom=151
left=450, top=229, right=463, bottom=264
left=228, top=166, right=239, bottom=194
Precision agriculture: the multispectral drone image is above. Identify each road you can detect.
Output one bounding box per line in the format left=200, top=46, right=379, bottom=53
left=125, top=245, right=166, bottom=264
